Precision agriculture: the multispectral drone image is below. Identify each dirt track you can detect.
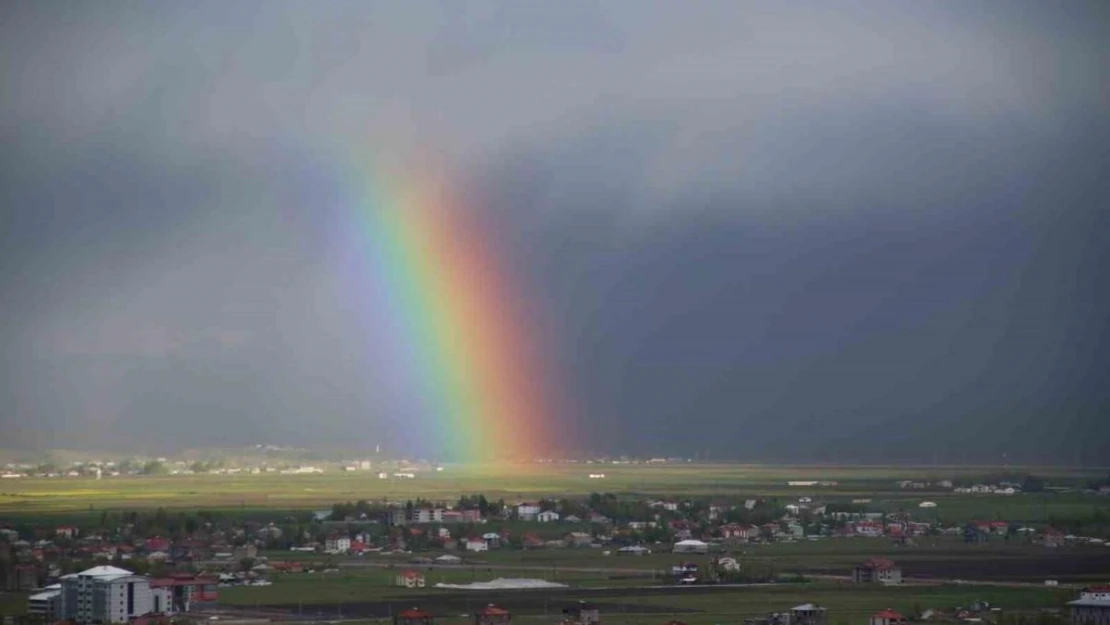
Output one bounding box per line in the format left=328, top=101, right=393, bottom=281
left=339, top=548, right=1110, bottom=583
left=800, top=549, right=1110, bottom=581
left=244, top=584, right=772, bottom=619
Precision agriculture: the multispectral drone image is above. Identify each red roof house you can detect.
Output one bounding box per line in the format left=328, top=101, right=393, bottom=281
left=853, top=559, right=902, bottom=585
left=475, top=604, right=511, bottom=625
left=395, top=570, right=426, bottom=588
left=870, top=609, right=905, bottom=625
left=396, top=607, right=434, bottom=625
left=145, top=537, right=171, bottom=552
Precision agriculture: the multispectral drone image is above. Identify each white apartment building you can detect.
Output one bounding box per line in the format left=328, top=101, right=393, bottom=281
left=60, top=566, right=170, bottom=624
left=28, top=584, right=62, bottom=621
left=325, top=535, right=351, bottom=553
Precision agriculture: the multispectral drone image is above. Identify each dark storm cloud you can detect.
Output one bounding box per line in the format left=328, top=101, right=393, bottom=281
left=1, top=1, right=1107, bottom=460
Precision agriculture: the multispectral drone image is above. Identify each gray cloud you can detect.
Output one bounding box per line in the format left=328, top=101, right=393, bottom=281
left=1, top=1, right=1107, bottom=460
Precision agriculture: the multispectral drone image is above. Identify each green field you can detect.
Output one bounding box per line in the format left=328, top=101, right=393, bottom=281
left=1, top=464, right=1105, bottom=520
left=216, top=572, right=1076, bottom=625
left=256, top=532, right=1108, bottom=586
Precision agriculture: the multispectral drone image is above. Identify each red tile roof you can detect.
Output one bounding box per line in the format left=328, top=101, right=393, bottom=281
left=873, top=610, right=904, bottom=620
left=477, top=605, right=510, bottom=616
left=398, top=608, right=433, bottom=618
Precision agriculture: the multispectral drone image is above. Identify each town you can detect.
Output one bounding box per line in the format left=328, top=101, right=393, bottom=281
left=3, top=467, right=1109, bottom=625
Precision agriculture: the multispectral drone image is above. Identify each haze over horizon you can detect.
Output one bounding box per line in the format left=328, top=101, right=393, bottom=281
left=2, top=2, right=1108, bottom=463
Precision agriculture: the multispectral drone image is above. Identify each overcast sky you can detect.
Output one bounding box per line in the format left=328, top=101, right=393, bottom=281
left=2, top=1, right=1107, bottom=462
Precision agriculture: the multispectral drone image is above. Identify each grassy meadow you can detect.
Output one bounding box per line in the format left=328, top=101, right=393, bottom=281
left=216, top=573, right=1076, bottom=625
left=0, top=463, right=1105, bottom=519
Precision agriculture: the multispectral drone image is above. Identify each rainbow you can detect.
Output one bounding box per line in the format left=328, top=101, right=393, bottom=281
left=348, top=166, right=557, bottom=463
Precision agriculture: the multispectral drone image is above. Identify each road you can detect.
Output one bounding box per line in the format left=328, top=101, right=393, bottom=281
left=339, top=559, right=663, bottom=575
left=335, top=559, right=1079, bottom=589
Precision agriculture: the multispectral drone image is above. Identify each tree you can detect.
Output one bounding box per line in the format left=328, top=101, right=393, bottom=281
left=142, top=461, right=167, bottom=475
left=129, top=558, right=151, bottom=575
left=153, top=507, right=168, bottom=529
left=240, top=557, right=255, bottom=572
left=1022, top=474, right=1045, bottom=493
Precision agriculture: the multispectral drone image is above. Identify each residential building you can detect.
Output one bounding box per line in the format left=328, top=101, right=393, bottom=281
left=459, top=509, right=483, bottom=523
left=1043, top=529, right=1067, bottom=548
left=721, top=525, right=759, bottom=541
left=563, top=602, right=601, bottom=625
left=537, top=511, right=560, bottom=523
left=7, top=563, right=41, bottom=591
left=466, top=538, right=489, bottom=552
left=964, top=524, right=990, bottom=544
left=475, top=604, right=511, bottom=625
left=517, top=503, right=541, bottom=521
left=853, top=559, right=902, bottom=585
left=28, top=584, right=62, bottom=621
left=396, top=570, right=425, bottom=588
left=566, top=532, right=593, bottom=547
left=1082, top=587, right=1110, bottom=601
left=325, top=535, right=351, bottom=553
left=396, top=607, right=435, bottom=625
left=673, top=539, right=709, bottom=554
left=60, top=565, right=171, bottom=624
left=412, top=507, right=444, bottom=524
left=149, top=574, right=217, bottom=612
left=257, top=524, right=283, bottom=540
left=1068, top=598, right=1110, bottom=625
left=852, top=522, right=884, bottom=537
left=145, top=537, right=171, bottom=553
left=870, top=609, right=905, bottom=625
left=790, top=604, right=828, bottom=625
